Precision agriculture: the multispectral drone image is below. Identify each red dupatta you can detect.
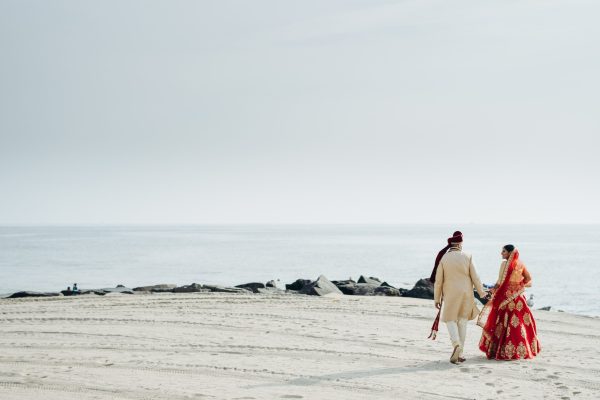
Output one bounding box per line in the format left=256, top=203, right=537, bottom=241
left=477, top=249, right=524, bottom=329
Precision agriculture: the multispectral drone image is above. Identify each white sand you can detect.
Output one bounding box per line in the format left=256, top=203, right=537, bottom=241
left=0, top=292, right=599, bottom=400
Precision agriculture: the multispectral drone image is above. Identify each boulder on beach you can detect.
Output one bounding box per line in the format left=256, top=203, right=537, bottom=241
left=299, top=275, right=343, bottom=297
left=351, top=283, right=380, bottom=296
left=331, top=279, right=355, bottom=285
left=235, top=282, right=265, bottom=293
left=133, top=284, right=177, bottom=293
left=333, top=279, right=401, bottom=296
left=332, top=280, right=359, bottom=295
left=9, top=291, right=61, bottom=298
left=357, top=276, right=382, bottom=285
left=173, top=283, right=207, bottom=293
left=403, top=278, right=434, bottom=299
left=265, top=280, right=277, bottom=288
left=285, top=279, right=312, bottom=291
left=79, top=290, right=107, bottom=296
left=374, top=286, right=403, bottom=296
left=380, top=281, right=396, bottom=288
left=539, top=306, right=552, bottom=311
left=203, top=285, right=251, bottom=294
left=77, top=287, right=134, bottom=296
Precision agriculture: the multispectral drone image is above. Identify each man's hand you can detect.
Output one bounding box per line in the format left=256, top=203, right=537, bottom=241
left=435, top=302, right=441, bottom=310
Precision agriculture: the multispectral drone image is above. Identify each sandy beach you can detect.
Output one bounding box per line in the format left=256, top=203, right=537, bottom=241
left=0, top=292, right=599, bottom=400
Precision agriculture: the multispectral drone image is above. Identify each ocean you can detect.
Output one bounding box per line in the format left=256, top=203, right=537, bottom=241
left=1, top=224, right=598, bottom=317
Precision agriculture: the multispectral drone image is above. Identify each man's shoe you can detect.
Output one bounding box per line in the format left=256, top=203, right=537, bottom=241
left=450, top=344, right=462, bottom=364
left=458, top=357, right=466, bottom=363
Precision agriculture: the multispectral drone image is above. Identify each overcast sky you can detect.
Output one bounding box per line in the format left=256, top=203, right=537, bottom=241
left=1, top=0, right=598, bottom=224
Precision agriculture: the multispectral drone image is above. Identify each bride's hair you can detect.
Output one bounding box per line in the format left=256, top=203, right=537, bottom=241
left=503, top=244, right=515, bottom=252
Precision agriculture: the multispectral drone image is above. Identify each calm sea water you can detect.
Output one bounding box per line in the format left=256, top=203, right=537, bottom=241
left=0, top=225, right=598, bottom=317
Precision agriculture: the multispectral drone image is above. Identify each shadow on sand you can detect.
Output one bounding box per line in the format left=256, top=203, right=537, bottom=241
left=245, top=356, right=497, bottom=389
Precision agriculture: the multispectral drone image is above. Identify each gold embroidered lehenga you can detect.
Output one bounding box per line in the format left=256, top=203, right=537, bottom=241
left=478, top=249, right=541, bottom=360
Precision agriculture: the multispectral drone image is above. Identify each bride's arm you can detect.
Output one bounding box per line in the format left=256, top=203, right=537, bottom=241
left=523, top=267, right=532, bottom=287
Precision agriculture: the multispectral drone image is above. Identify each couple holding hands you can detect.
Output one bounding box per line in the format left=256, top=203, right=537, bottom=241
left=430, top=231, right=541, bottom=364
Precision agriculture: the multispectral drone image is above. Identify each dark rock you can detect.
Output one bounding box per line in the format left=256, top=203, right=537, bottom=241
left=79, top=290, right=107, bottom=296
left=78, top=287, right=134, bottom=296
left=285, top=279, right=312, bottom=291
left=203, top=285, right=250, bottom=294
left=331, top=279, right=355, bottom=285
left=265, top=280, right=276, bottom=288
left=132, top=284, right=177, bottom=293
left=374, top=286, right=402, bottom=296
left=352, top=283, right=380, bottom=296
left=335, top=286, right=353, bottom=295
left=334, top=280, right=393, bottom=296
left=173, top=283, right=207, bottom=293
left=61, top=290, right=78, bottom=296
left=334, top=281, right=359, bottom=295
left=116, top=284, right=125, bottom=288
left=380, top=281, right=396, bottom=288
left=403, top=278, right=434, bottom=299
left=538, top=306, right=552, bottom=311
left=299, top=275, right=343, bottom=297
left=357, top=276, right=381, bottom=285
left=235, top=282, right=265, bottom=293
left=9, top=291, right=61, bottom=298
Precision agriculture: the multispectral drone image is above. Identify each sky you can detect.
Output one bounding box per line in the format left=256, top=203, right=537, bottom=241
left=1, top=0, right=599, bottom=224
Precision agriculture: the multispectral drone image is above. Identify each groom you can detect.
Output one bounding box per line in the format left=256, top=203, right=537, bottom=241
left=432, top=232, right=487, bottom=364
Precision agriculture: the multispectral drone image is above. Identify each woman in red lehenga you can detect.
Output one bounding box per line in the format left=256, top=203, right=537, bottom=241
left=478, top=245, right=541, bottom=360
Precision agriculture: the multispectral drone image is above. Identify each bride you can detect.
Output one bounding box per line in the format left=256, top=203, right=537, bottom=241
left=478, top=245, right=541, bottom=360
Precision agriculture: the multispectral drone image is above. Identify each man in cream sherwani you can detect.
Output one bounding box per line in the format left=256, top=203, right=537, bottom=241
left=434, top=235, right=487, bottom=364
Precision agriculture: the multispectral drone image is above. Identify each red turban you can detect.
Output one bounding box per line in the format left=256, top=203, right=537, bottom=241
left=447, top=231, right=463, bottom=244
left=430, top=231, right=462, bottom=283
